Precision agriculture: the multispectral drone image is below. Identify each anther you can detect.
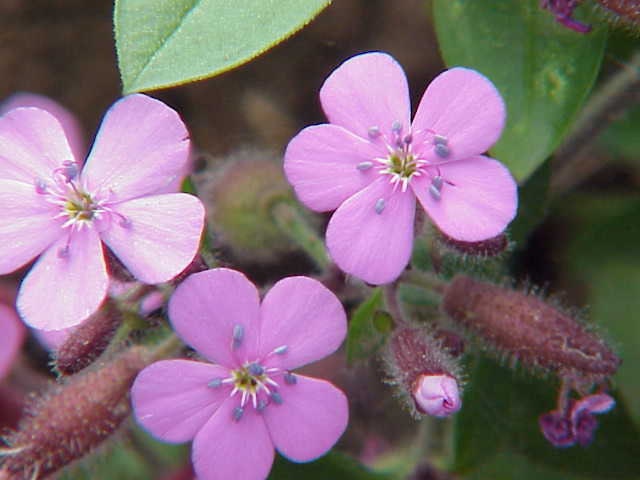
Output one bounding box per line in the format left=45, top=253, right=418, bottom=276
left=208, top=378, right=222, bottom=388
left=357, top=161, right=373, bottom=171
left=368, top=126, right=381, bottom=139
left=273, top=345, right=288, bottom=355
left=34, top=179, right=48, bottom=194
left=435, top=143, right=450, bottom=158
left=57, top=245, right=70, bottom=259
left=247, top=363, right=264, bottom=376
left=118, top=216, right=132, bottom=228
left=432, top=176, right=443, bottom=190
left=433, top=134, right=448, bottom=145
left=257, top=399, right=268, bottom=412
left=270, top=391, right=283, bottom=405
left=232, top=406, right=244, bottom=422
left=403, top=133, right=413, bottom=145
left=58, top=160, right=79, bottom=182
left=375, top=198, right=385, bottom=214
left=391, top=121, right=402, bottom=134
left=429, top=185, right=441, bottom=201
left=284, top=372, right=297, bottom=385
left=232, top=324, right=244, bottom=349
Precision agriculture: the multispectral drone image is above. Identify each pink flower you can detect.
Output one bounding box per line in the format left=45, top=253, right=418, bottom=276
left=285, top=52, right=518, bottom=284
left=0, top=94, right=205, bottom=330
left=0, top=303, right=25, bottom=381
left=132, top=268, right=349, bottom=480
left=412, top=373, right=461, bottom=418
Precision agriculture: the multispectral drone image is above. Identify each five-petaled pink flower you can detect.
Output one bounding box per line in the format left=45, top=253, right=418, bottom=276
left=0, top=94, right=205, bottom=330
left=132, top=268, right=349, bottom=480
left=285, top=52, right=518, bottom=284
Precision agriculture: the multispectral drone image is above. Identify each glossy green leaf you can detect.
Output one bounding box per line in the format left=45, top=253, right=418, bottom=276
left=115, top=0, right=331, bottom=93
left=269, top=452, right=391, bottom=480
left=346, top=288, right=385, bottom=365
left=433, top=0, right=607, bottom=181
left=452, top=356, right=640, bottom=478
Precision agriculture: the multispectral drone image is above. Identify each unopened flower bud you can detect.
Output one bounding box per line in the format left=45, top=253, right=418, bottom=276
left=0, top=347, right=148, bottom=479
left=54, top=300, right=122, bottom=375
left=413, top=374, right=461, bottom=417
left=442, top=275, right=620, bottom=384
left=385, top=327, right=462, bottom=418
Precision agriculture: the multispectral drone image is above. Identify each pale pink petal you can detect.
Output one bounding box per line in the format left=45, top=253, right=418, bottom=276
left=412, top=68, right=505, bottom=162
left=100, top=194, right=204, bottom=284
left=192, top=398, right=274, bottom=480
left=0, top=179, right=64, bottom=274
left=0, top=107, right=76, bottom=183
left=326, top=177, right=416, bottom=285
left=572, top=394, right=616, bottom=418
left=132, top=360, right=231, bottom=443
left=82, top=94, right=190, bottom=202
left=32, top=326, right=75, bottom=352
left=168, top=269, right=261, bottom=368
left=320, top=52, right=411, bottom=141
left=263, top=375, right=348, bottom=462
left=412, top=156, right=517, bottom=242
left=284, top=124, right=383, bottom=212
left=258, top=277, right=346, bottom=370
left=17, top=228, right=108, bottom=330
left=0, top=93, right=85, bottom=160
left=0, top=304, right=25, bottom=380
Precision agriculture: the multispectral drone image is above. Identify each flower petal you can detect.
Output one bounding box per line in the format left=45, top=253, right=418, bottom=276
left=412, top=68, right=505, bottom=162
left=258, top=277, right=346, bottom=370
left=413, top=156, right=517, bottom=242
left=263, top=375, right=348, bottom=462
left=17, top=228, right=108, bottom=330
left=0, top=93, right=85, bottom=161
left=0, top=179, right=64, bottom=274
left=192, top=398, right=274, bottom=480
left=0, top=304, right=25, bottom=381
left=168, top=269, right=261, bottom=368
left=284, top=124, right=383, bottom=212
left=0, top=107, right=76, bottom=183
left=326, top=177, right=416, bottom=284
left=100, top=193, right=204, bottom=284
left=132, top=360, right=231, bottom=443
left=81, top=94, right=190, bottom=202
left=320, top=52, right=411, bottom=141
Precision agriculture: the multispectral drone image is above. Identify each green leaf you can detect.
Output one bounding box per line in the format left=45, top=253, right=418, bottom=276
left=433, top=0, right=607, bottom=181
left=452, top=356, right=640, bottom=478
left=115, top=0, right=331, bottom=93
left=346, top=288, right=386, bottom=365
left=268, top=452, right=392, bottom=480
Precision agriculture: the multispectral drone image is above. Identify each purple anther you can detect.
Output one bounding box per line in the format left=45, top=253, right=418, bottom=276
left=273, top=345, right=288, bottom=355
left=391, top=121, right=402, bottom=134
left=34, top=179, right=48, bottom=194
left=433, top=134, right=448, bottom=145
left=270, top=391, right=283, bottom=405
left=232, top=324, right=244, bottom=349
left=232, top=406, right=244, bottom=422
left=432, top=176, right=443, bottom=190
left=357, top=161, right=373, bottom=171
left=375, top=198, right=385, bottom=214
left=429, top=184, right=441, bottom=201
left=248, top=363, right=264, bottom=376
left=367, top=126, right=381, bottom=139
left=257, top=399, right=269, bottom=412
left=57, top=245, right=70, bottom=259
left=208, top=378, right=222, bottom=388
left=59, top=160, right=79, bottom=182
left=434, top=143, right=450, bottom=158
left=284, top=372, right=297, bottom=385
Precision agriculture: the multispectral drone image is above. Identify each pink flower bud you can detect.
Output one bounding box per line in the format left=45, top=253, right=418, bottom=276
left=413, top=374, right=461, bottom=417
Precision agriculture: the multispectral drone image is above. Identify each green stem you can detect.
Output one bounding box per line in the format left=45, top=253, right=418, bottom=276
left=271, top=201, right=330, bottom=269
left=399, top=269, right=448, bottom=296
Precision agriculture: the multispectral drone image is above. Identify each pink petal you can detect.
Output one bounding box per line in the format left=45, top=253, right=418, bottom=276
left=0, top=93, right=85, bottom=160
left=17, top=228, right=108, bottom=330
left=0, top=304, right=25, bottom=381
left=31, top=326, right=75, bottom=352
left=192, top=398, right=274, bottom=480
left=258, top=277, right=346, bottom=370
left=284, top=124, right=383, bottom=212
left=326, top=177, right=416, bottom=285
left=0, top=179, right=64, bottom=274
left=412, top=68, right=505, bottom=162
left=81, top=94, right=190, bottom=202
left=0, top=107, right=77, bottom=183
left=412, top=156, right=517, bottom=242
left=132, top=360, right=231, bottom=443
left=99, top=193, right=204, bottom=284
left=168, top=269, right=261, bottom=368
left=263, top=375, right=348, bottom=462
left=572, top=394, right=616, bottom=418
left=320, top=52, right=411, bottom=141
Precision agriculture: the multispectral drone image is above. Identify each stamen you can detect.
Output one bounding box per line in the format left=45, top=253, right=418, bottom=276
left=57, top=245, right=70, bottom=259
left=208, top=378, right=223, bottom=388
left=257, top=399, right=268, bottom=412
left=284, top=372, right=297, bottom=385
left=270, top=391, right=283, bottom=405
left=55, top=160, right=79, bottom=183
left=403, top=133, right=413, bottom=145
left=375, top=198, right=385, bottom=214
left=34, top=179, right=48, bottom=194
left=357, top=161, right=373, bottom=171
left=368, top=126, right=381, bottom=139
left=433, top=134, right=448, bottom=145
left=247, top=363, right=264, bottom=376
left=432, top=176, right=443, bottom=190
left=232, top=406, right=244, bottom=422
left=273, top=345, right=288, bottom=355
left=429, top=184, right=442, bottom=201
left=435, top=143, right=450, bottom=158
left=232, top=324, right=244, bottom=349
left=118, top=216, right=132, bottom=228
left=391, top=121, right=402, bottom=134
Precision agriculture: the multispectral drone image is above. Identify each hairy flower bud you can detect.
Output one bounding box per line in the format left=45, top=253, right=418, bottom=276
left=385, top=327, right=462, bottom=418
left=1, top=347, right=148, bottom=479
left=54, top=300, right=122, bottom=375
left=442, top=275, right=620, bottom=384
